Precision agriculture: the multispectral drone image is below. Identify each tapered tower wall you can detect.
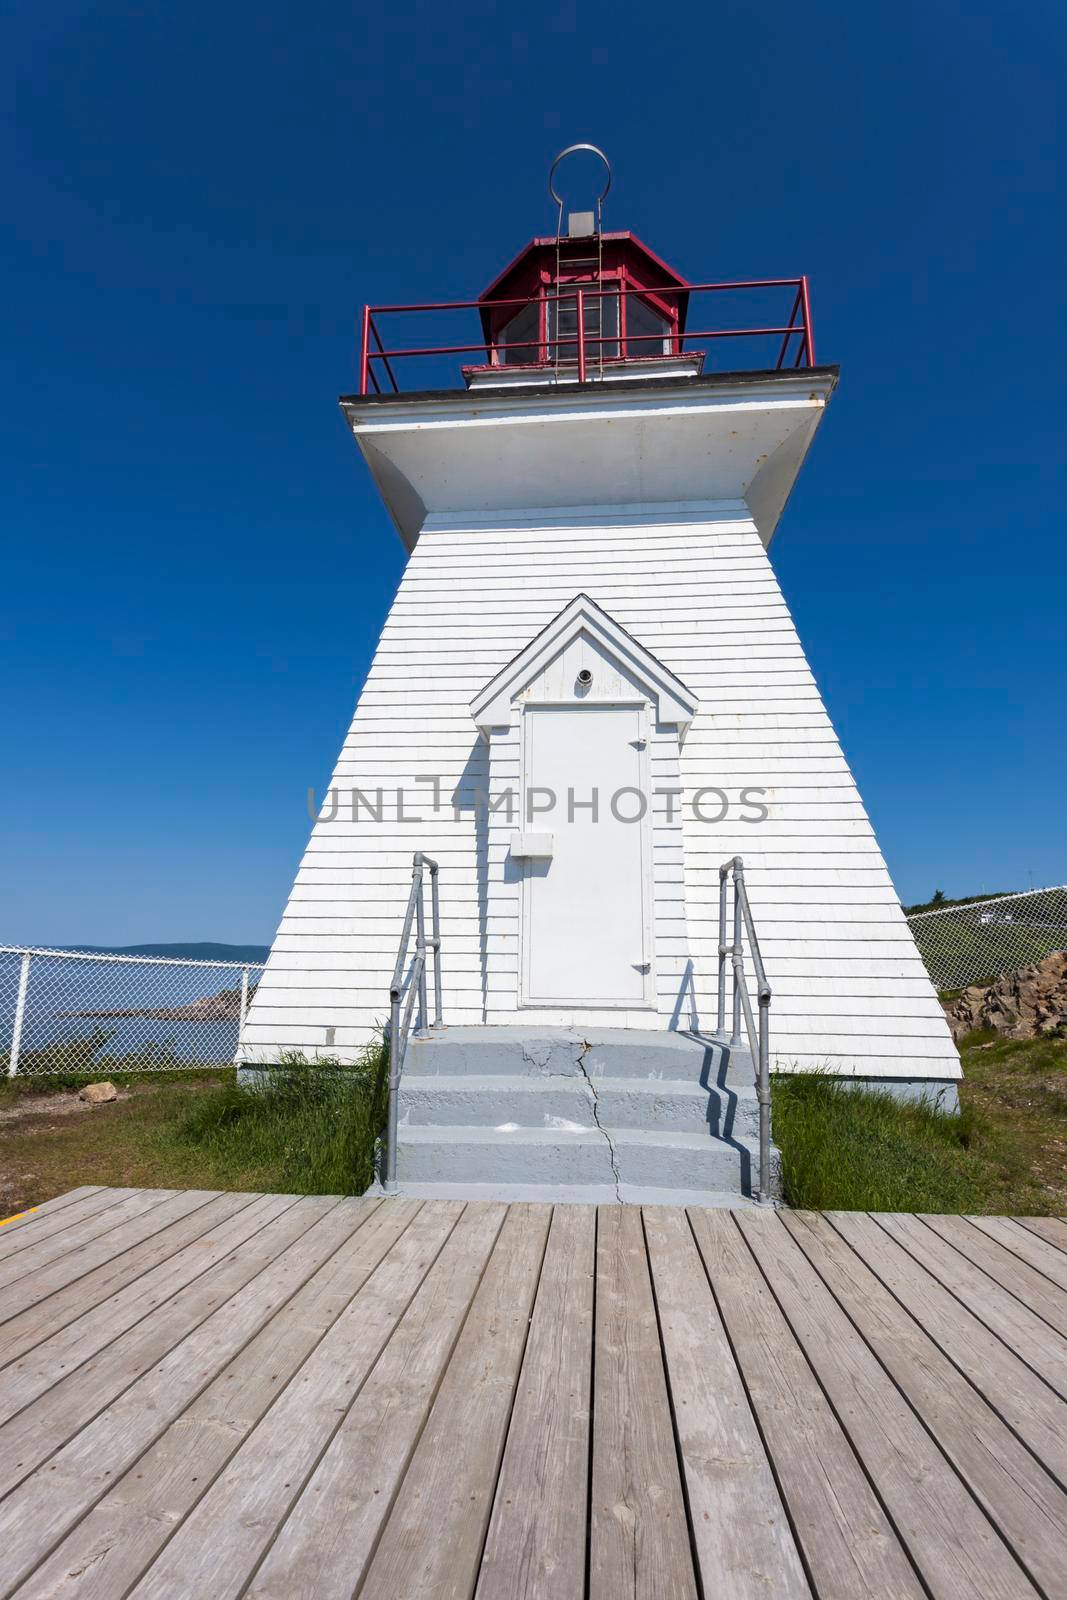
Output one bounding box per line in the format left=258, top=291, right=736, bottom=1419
left=239, top=498, right=959, bottom=1086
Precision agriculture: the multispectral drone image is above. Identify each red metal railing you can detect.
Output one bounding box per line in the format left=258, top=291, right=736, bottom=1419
left=356, top=276, right=815, bottom=395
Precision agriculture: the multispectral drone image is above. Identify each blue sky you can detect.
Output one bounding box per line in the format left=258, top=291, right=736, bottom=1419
left=3, top=0, right=1064, bottom=945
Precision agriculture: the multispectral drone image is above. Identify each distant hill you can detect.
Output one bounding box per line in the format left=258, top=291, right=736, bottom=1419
left=904, top=891, right=1016, bottom=916
left=65, top=941, right=271, bottom=963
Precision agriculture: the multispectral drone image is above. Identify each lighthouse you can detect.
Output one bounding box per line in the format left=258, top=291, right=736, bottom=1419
left=238, top=148, right=960, bottom=1203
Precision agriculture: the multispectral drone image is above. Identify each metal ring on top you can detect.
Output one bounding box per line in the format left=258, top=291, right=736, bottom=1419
left=548, top=144, right=612, bottom=206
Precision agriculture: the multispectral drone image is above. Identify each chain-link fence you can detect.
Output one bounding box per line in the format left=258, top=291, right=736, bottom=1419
left=6, top=889, right=1066, bottom=1072
left=1, top=946, right=264, bottom=1077
left=906, top=886, right=1067, bottom=993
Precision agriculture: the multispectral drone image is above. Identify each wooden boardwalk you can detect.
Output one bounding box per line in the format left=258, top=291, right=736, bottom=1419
left=0, top=1188, right=1065, bottom=1598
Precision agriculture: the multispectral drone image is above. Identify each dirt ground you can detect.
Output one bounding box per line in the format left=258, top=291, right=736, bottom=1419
left=0, top=1075, right=225, bottom=1217
left=959, top=1032, right=1067, bottom=1210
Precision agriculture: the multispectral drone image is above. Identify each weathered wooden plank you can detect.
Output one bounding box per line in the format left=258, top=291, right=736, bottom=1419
left=873, top=1212, right=1067, bottom=1398
left=474, top=1204, right=595, bottom=1600
left=356, top=1203, right=552, bottom=1600
left=17, top=1198, right=414, bottom=1600
left=828, top=1210, right=1067, bottom=1485
left=589, top=1205, right=697, bottom=1600
left=785, top=1210, right=1067, bottom=1600
left=0, top=1191, right=280, bottom=1432
left=645, top=1206, right=810, bottom=1599
left=689, top=1210, right=923, bottom=1600
left=0, top=1195, right=352, bottom=1596
left=736, top=1210, right=1039, bottom=1600
left=246, top=1202, right=505, bottom=1600
left=1016, top=1215, right=1067, bottom=1251
left=0, top=1190, right=146, bottom=1283
left=0, top=1190, right=105, bottom=1253
left=0, top=1194, right=318, bottom=1496
left=0, top=1191, right=242, bottom=1368
left=0, top=1191, right=215, bottom=1326
left=128, top=1200, right=465, bottom=1600
left=5, top=1197, right=1065, bottom=1600
left=967, top=1216, right=1067, bottom=1294
left=921, top=1214, right=1067, bottom=1337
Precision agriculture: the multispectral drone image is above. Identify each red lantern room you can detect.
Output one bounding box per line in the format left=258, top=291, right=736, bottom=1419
left=474, top=145, right=692, bottom=383
left=477, top=235, right=690, bottom=378
left=355, top=145, right=815, bottom=395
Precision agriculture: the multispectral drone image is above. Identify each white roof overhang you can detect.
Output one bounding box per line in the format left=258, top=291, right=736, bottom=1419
left=340, top=368, right=837, bottom=550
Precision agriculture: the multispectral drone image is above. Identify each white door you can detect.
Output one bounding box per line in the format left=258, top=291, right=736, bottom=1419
left=522, top=704, right=652, bottom=1007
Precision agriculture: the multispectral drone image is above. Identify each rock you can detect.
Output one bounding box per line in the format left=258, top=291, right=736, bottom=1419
left=78, top=1080, right=119, bottom=1104
left=943, top=951, right=1067, bottom=1041
left=62, top=982, right=253, bottom=1023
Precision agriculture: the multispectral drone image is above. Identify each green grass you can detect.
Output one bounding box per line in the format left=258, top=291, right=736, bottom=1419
left=4, top=1031, right=1064, bottom=1219
left=0, top=1045, right=388, bottom=1216
left=161, top=1050, right=388, bottom=1197
left=772, top=1040, right=1066, bottom=1214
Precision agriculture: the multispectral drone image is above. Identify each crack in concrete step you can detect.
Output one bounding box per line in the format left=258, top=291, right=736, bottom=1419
left=576, top=1039, right=622, bottom=1203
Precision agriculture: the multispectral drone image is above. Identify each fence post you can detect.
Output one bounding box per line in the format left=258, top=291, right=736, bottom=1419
left=8, top=952, right=31, bottom=1078
left=239, top=968, right=250, bottom=1029
left=359, top=305, right=371, bottom=395
left=800, top=274, right=815, bottom=366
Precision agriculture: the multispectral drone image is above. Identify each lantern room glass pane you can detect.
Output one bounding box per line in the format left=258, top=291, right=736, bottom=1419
left=626, top=296, right=670, bottom=358
left=499, top=300, right=540, bottom=364
left=548, top=287, right=620, bottom=363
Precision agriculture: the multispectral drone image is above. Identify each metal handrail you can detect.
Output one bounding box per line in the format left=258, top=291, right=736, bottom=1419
left=357, top=275, right=816, bottom=393
left=717, top=856, right=773, bottom=1205
left=384, top=852, right=443, bottom=1190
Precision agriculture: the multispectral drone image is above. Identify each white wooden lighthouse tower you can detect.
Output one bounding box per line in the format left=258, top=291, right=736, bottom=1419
left=239, top=149, right=960, bottom=1203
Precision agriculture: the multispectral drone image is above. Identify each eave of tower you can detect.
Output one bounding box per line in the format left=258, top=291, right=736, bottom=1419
left=340, top=365, right=839, bottom=552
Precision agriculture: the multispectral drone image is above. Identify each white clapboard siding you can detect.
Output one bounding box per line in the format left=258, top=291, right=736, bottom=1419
left=240, top=507, right=959, bottom=1081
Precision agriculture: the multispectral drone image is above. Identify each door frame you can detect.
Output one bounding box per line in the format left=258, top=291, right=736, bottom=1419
left=518, top=697, right=656, bottom=1010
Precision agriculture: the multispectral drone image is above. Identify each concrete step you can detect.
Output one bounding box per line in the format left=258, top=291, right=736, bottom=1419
left=395, top=1123, right=767, bottom=1200
left=387, top=1178, right=757, bottom=1208
left=398, top=1072, right=760, bottom=1140
left=406, top=1026, right=755, bottom=1087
